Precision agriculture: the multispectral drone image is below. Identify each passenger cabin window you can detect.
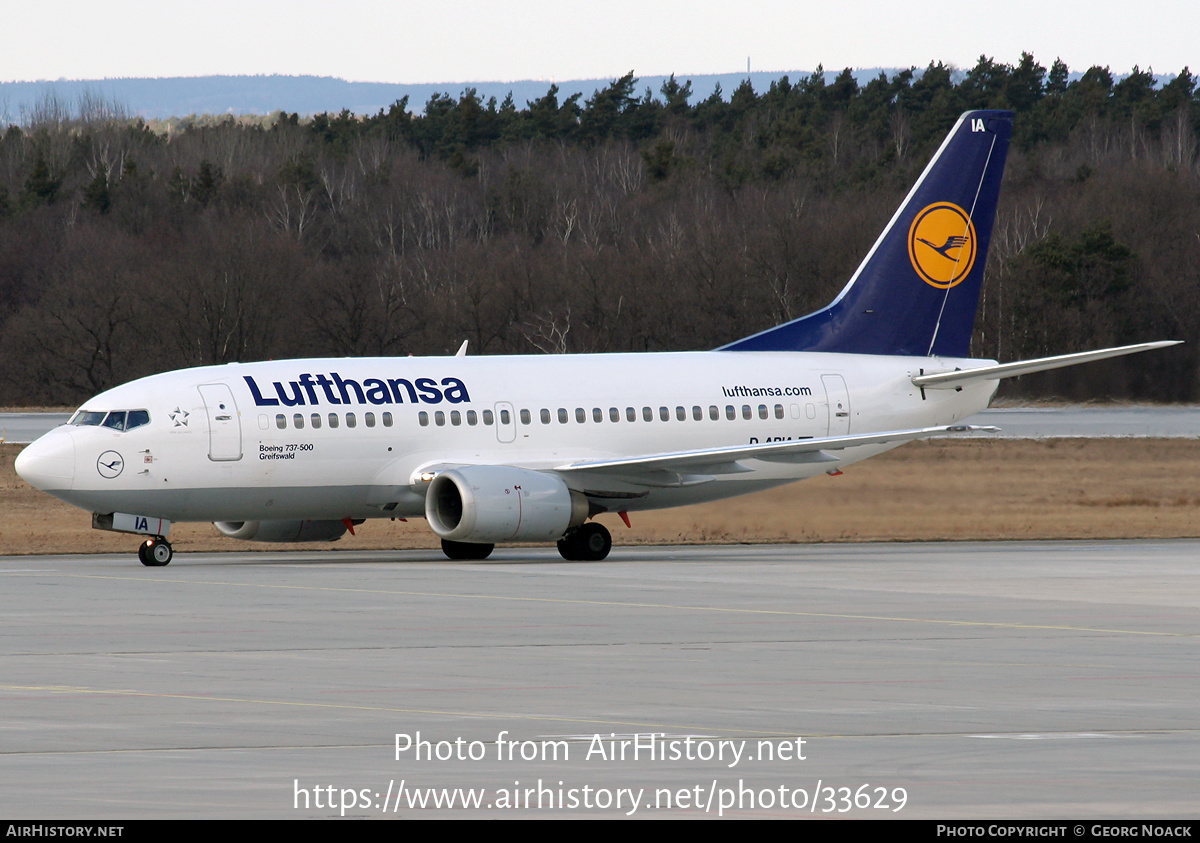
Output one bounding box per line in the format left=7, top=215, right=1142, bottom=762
left=642, top=407, right=653, bottom=422
left=659, top=407, right=669, bottom=422
left=500, top=409, right=511, bottom=425
left=366, top=412, right=377, bottom=427
left=346, top=413, right=357, bottom=428
left=311, top=413, right=322, bottom=428
left=467, top=410, right=478, bottom=426
left=276, top=414, right=286, bottom=429
left=383, top=412, right=393, bottom=427
left=626, top=407, right=636, bottom=422
left=593, top=408, right=603, bottom=423
left=449, top=411, right=460, bottom=426
left=293, top=413, right=304, bottom=429
left=482, top=410, right=494, bottom=425
left=709, top=405, right=719, bottom=420
left=329, top=413, right=340, bottom=428
left=520, top=409, right=531, bottom=425
left=434, top=411, right=445, bottom=426
left=541, top=409, right=551, bottom=424
left=610, top=408, right=620, bottom=423
left=418, top=411, right=429, bottom=427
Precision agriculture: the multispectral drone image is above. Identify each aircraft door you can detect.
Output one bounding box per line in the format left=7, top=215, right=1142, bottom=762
left=198, top=383, right=243, bottom=461
left=821, top=374, right=851, bottom=436
left=494, top=402, right=516, bottom=443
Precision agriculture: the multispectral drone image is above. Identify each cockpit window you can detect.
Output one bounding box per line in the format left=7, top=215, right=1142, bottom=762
left=126, top=410, right=150, bottom=430
left=69, top=409, right=150, bottom=431
left=70, top=411, right=107, bottom=426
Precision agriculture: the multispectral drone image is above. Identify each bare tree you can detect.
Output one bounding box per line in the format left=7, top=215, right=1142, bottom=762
left=523, top=308, right=571, bottom=353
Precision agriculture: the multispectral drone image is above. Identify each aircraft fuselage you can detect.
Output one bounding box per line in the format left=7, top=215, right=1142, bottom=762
left=19, top=350, right=997, bottom=523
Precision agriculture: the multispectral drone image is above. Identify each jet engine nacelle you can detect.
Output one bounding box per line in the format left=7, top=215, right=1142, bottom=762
left=425, top=466, right=588, bottom=543
left=213, top=519, right=349, bottom=542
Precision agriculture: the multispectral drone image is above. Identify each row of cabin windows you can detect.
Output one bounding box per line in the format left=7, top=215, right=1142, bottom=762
left=263, top=403, right=819, bottom=431
left=417, top=403, right=807, bottom=428
left=262, top=409, right=499, bottom=431
left=418, top=409, right=504, bottom=427
left=262, top=412, right=394, bottom=431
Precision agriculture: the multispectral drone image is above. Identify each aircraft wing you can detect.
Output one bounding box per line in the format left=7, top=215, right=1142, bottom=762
left=552, top=424, right=996, bottom=481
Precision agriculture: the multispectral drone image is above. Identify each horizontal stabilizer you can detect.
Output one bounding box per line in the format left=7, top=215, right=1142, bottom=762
left=912, top=341, right=1182, bottom=389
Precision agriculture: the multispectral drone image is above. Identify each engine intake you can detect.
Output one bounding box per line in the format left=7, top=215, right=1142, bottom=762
left=425, top=466, right=588, bottom=543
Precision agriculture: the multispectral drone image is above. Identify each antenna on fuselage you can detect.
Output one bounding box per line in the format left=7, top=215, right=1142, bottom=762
left=455, top=340, right=469, bottom=357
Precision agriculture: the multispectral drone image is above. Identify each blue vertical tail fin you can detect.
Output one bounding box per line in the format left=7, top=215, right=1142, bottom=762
left=721, top=110, right=1013, bottom=357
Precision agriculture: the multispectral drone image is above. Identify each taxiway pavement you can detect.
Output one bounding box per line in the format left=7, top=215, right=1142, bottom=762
left=2, top=541, right=1198, bottom=818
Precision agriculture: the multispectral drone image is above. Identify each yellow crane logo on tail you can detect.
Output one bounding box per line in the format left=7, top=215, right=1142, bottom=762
left=908, top=202, right=977, bottom=289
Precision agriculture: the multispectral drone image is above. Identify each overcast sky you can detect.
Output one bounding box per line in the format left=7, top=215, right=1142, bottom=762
left=3, top=0, right=1195, bottom=84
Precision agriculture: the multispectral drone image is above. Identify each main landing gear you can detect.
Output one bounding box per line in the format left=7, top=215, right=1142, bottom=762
left=138, top=537, right=173, bottom=567
left=440, top=539, right=494, bottom=560
left=557, top=522, right=612, bottom=561
left=438, top=523, right=613, bottom=562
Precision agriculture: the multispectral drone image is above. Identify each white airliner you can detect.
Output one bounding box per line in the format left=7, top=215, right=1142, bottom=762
left=15, top=110, right=1177, bottom=566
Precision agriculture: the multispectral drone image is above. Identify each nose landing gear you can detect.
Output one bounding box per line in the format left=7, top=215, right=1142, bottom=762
left=138, top=537, right=173, bottom=567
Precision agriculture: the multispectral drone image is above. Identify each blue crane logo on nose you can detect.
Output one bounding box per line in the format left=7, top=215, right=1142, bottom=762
left=97, top=451, right=124, bottom=479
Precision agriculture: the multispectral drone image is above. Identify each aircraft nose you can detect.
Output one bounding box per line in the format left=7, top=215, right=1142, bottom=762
left=15, top=428, right=75, bottom=491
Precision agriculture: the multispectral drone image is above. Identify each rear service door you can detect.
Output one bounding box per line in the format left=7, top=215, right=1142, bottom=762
left=821, top=374, right=851, bottom=436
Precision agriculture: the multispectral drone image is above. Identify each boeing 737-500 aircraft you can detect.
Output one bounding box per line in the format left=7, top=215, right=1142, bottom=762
left=15, top=111, right=1177, bottom=565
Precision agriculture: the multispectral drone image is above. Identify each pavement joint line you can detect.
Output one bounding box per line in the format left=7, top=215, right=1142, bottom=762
left=3, top=727, right=1198, bottom=758
left=0, top=682, right=785, bottom=736
left=49, top=572, right=1200, bottom=639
